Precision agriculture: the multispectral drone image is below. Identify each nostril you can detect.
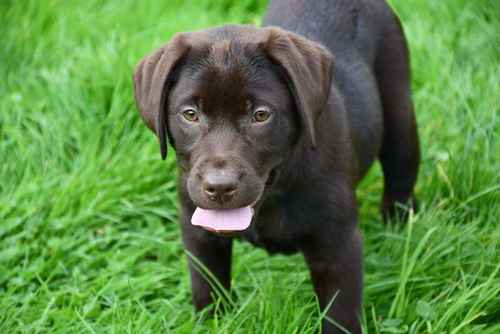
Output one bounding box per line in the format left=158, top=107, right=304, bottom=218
left=203, top=182, right=238, bottom=202
left=202, top=172, right=238, bottom=202
left=224, top=186, right=237, bottom=197
left=204, top=186, right=216, bottom=196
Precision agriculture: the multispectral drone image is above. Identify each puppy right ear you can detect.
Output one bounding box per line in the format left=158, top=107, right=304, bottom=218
left=133, top=33, right=190, bottom=160
left=262, top=27, right=334, bottom=150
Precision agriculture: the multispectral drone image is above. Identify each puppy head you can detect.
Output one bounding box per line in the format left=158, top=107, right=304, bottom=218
left=133, top=25, right=333, bottom=214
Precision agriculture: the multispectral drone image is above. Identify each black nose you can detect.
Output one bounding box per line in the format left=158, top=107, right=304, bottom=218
left=203, top=173, right=238, bottom=203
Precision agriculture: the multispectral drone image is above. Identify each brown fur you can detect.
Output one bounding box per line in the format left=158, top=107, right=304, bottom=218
left=133, top=1, right=420, bottom=333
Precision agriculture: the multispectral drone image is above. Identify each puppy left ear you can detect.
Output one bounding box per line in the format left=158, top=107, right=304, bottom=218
left=133, top=33, right=190, bottom=160
left=262, top=27, right=334, bottom=149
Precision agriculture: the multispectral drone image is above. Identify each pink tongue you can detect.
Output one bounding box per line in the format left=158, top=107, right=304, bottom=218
left=191, top=206, right=253, bottom=232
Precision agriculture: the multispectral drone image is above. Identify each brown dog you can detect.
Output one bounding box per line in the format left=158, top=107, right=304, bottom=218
left=133, top=0, right=420, bottom=332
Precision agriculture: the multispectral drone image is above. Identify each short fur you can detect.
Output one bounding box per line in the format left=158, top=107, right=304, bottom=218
left=133, top=0, right=420, bottom=333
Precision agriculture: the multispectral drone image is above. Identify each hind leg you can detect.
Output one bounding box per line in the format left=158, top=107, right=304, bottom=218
left=375, top=15, right=420, bottom=222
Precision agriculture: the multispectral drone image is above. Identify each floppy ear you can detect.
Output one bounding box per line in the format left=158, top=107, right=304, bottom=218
left=133, top=33, right=190, bottom=159
left=262, top=27, right=334, bottom=149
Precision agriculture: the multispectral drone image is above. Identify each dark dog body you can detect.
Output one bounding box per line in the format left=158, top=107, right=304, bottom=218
left=133, top=1, right=420, bottom=333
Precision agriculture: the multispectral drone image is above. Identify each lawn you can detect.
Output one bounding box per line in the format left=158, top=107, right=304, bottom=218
left=1, top=0, right=499, bottom=333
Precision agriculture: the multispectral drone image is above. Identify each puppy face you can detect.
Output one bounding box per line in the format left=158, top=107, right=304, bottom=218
left=133, top=25, right=334, bottom=221
left=168, top=39, right=298, bottom=210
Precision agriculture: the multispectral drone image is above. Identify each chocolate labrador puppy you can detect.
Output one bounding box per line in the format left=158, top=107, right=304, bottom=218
left=133, top=0, right=420, bottom=332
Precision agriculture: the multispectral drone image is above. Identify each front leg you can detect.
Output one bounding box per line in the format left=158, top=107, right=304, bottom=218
left=303, top=227, right=363, bottom=334
left=180, top=211, right=233, bottom=311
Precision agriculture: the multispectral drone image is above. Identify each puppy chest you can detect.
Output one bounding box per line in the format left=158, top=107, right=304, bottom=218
left=241, top=204, right=302, bottom=255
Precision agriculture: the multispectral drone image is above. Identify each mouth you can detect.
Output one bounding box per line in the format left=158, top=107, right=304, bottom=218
left=190, top=167, right=279, bottom=234
left=265, top=168, right=278, bottom=186
left=191, top=206, right=255, bottom=233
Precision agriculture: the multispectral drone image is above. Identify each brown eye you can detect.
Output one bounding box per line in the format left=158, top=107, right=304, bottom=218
left=252, top=107, right=271, bottom=123
left=181, top=108, right=199, bottom=122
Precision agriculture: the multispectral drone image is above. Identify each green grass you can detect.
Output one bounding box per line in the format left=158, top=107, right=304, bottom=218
left=1, top=0, right=499, bottom=333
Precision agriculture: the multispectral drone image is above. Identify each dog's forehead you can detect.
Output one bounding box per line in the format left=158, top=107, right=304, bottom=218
left=169, top=26, right=290, bottom=113
left=180, top=31, right=274, bottom=104
left=186, top=25, right=268, bottom=73
left=208, top=39, right=245, bottom=70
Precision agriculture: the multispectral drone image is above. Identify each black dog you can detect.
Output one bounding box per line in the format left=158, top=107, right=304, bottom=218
left=133, top=0, right=420, bottom=332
